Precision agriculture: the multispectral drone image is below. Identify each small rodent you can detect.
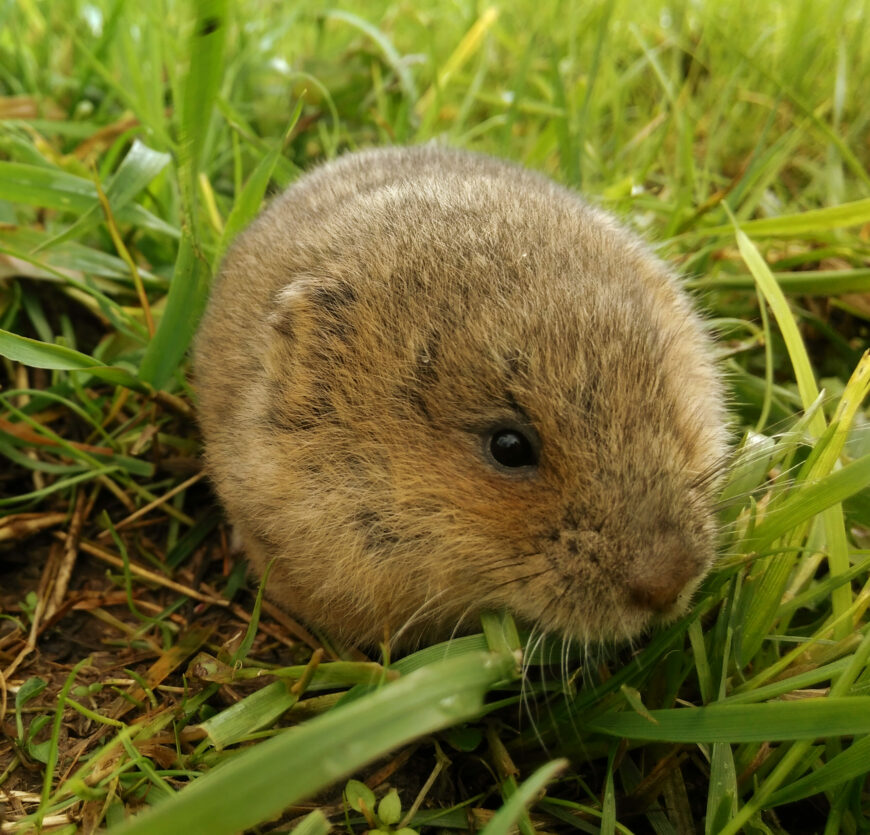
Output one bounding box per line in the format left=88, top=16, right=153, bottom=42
left=194, top=145, right=728, bottom=648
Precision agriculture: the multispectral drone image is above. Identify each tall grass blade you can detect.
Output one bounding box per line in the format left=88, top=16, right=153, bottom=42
left=138, top=230, right=210, bottom=389
left=585, top=696, right=870, bottom=742
left=479, top=760, right=567, bottom=835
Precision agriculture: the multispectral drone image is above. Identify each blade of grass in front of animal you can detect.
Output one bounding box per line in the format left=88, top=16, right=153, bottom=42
left=138, top=1, right=227, bottom=389
left=177, top=0, right=228, bottom=199
left=113, top=651, right=517, bottom=835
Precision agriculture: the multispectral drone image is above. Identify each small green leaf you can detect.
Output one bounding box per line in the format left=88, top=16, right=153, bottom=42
left=15, top=676, right=47, bottom=710
left=345, top=779, right=377, bottom=814
left=15, top=677, right=47, bottom=742
left=619, top=684, right=658, bottom=724
left=378, top=788, right=402, bottom=826
left=27, top=715, right=53, bottom=764
left=443, top=725, right=483, bottom=752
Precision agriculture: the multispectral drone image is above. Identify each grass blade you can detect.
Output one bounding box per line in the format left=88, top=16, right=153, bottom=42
left=112, top=651, right=516, bottom=835
left=138, top=230, right=210, bottom=389
left=179, top=0, right=228, bottom=181
left=34, top=139, right=171, bottom=252
left=0, top=328, right=147, bottom=391
left=747, top=452, right=870, bottom=551
left=326, top=10, right=418, bottom=105
left=288, top=810, right=330, bottom=835
left=479, top=760, right=567, bottom=835
left=698, top=197, right=870, bottom=238
left=215, top=102, right=303, bottom=265
left=585, top=696, right=870, bottom=742
left=0, top=161, right=177, bottom=238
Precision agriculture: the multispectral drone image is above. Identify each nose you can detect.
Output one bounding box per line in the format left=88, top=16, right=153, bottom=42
left=627, top=549, right=700, bottom=613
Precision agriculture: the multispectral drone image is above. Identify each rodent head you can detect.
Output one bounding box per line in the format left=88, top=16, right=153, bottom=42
left=197, top=148, right=728, bottom=648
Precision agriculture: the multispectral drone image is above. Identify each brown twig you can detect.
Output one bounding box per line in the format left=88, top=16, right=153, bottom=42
left=96, top=472, right=205, bottom=539
left=45, top=492, right=87, bottom=621
left=54, top=533, right=229, bottom=607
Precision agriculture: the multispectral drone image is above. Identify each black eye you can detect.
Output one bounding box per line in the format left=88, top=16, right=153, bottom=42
left=488, top=428, right=538, bottom=469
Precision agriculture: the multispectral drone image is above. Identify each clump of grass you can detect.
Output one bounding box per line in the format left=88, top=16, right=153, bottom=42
left=1, top=1, right=869, bottom=833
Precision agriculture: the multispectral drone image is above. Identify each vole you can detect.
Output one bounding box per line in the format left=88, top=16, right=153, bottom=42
left=193, top=145, right=728, bottom=648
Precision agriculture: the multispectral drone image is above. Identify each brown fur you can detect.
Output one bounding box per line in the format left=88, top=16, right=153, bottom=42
left=193, top=146, right=728, bottom=648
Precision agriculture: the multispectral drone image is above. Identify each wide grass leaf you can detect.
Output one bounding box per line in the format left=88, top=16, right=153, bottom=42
left=178, top=0, right=228, bottom=186
left=35, top=139, right=172, bottom=252
left=0, top=161, right=177, bottom=238
left=112, top=650, right=516, bottom=835
left=0, top=328, right=147, bottom=391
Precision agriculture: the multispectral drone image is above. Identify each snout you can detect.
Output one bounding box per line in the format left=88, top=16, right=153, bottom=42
left=627, top=559, right=698, bottom=612
left=626, top=527, right=709, bottom=614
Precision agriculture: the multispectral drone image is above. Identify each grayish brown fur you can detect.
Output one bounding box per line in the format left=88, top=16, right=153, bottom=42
left=194, top=145, right=729, bottom=647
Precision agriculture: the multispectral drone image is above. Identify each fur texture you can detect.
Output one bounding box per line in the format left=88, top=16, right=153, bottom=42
left=193, top=145, right=728, bottom=647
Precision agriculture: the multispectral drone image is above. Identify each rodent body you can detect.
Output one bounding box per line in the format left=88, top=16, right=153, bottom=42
left=194, top=146, right=728, bottom=648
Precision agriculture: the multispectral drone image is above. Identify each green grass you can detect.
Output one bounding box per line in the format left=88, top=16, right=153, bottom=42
left=1, top=0, right=869, bottom=832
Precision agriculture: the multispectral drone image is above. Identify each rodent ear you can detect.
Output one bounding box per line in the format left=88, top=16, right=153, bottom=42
left=267, top=275, right=357, bottom=342
left=264, top=275, right=357, bottom=382
left=267, top=277, right=319, bottom=342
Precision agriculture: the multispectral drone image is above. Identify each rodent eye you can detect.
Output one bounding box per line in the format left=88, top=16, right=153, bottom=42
left=488, top=428, right=538, bottom=470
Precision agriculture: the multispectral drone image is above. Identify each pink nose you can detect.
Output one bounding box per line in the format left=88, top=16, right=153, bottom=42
left=628, top=557, right=698, bottom=613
